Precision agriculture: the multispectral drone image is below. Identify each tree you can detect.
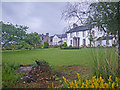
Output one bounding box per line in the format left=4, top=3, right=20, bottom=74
left=24, top=32, right=41, bottom=48
left=1, top=21, right=28, bottom=47
left=43, top=41, right=49, bottom=48
left=62, top=2, right=94, bottom=47
left=87, top=2, right=120, bottom=76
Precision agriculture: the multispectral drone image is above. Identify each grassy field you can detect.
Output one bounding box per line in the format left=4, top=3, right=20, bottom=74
left=2, top=48, right=117, bottom=68
left=2, top=48, right=118, bottom=88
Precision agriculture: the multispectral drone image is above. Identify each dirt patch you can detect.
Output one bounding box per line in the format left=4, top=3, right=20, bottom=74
left=14, top=65, right=92, bottom=88
left=66, top=66, right=91, bottom=74
left=18, top=66, right=33, bottom=73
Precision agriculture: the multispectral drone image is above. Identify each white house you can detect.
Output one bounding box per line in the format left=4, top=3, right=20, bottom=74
left=66, top=23, right=114, bottom=47
left=52, top=34, right=67, bottom=45
left=95, top=36, right=114, bottom=47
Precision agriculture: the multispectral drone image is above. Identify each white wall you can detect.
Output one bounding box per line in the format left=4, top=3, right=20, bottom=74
left=66, top=26, right=114, bottom=47
left=52, top=35, right=61, bottom=45
left=95, top=39, right=113, bottom=47
left=67, top=33, right=73, bottom=46
left=62, top=38, right=67, bottom=44
left=67, top=30, right=90, bottom=47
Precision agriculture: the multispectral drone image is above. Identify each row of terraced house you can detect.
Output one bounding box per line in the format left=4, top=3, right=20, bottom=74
left=40, top=24, right=117, bottom=47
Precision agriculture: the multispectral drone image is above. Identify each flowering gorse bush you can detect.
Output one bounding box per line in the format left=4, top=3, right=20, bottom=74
left=62, top=73, right=120, bottom=88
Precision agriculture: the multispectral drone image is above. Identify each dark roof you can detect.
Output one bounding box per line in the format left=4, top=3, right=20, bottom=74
left=66, top=26, right=89, bottom=33
left=50, top=36, right=54, bottom=42
left=97, top=36, right=113, bottom=40
left=55, top=34, right=67, bottom=38
left=58, top=40, right=63, bottom=43
left=40, top=34, right=46, bottom=40
left=102, top=36, right=113, bottom=40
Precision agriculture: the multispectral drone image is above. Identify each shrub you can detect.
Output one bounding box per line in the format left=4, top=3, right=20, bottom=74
left=54, top=45, right=59, bottom=48
left=44, top=41, right=49, bottom=48
left=61, top=47, right=80, bottom=49
left=2, top=63, right=21, bottom=88
left=34, top=59, right=51, bottom=73
left=2, top=47, right=5, bottom=50
left=81, top=44, right=87, bottom=48
left=59, top=44, right=62, bottom=48
left=61, top=73, right=119, bottom=88
left=112, top=44, right=117, bottom=47
left=64, top=42, right=67, bottom=47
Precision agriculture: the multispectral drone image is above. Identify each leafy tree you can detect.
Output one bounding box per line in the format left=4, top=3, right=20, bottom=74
left=43, top=41, right=49, bottom=48
left=87, top=2, right=120, bottom=76
left=1, top=21, right=28, bottom=47
left=24, top=32, right=41, bottom=48
left=64, top=42, right=67, bottom=47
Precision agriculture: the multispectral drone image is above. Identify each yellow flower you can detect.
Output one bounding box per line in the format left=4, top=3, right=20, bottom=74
left=116, top=83, right=118, bottom=87
left=104, top=83, right=108, bottom=88
left=108, top=75, right=112, bottom=82
left=112, top=82, right=115, bottom=88
left=74, top=80, right=76, bottom=84
left=90, top=84, right=94, bottom=88
left=115, top=77, right=118, bottom=82
left=100, top=76, right=102, bottom=81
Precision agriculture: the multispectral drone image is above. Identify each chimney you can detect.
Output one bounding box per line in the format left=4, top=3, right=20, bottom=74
left=46, top=33, right=49, bottom=36
left=73, top=23, right=78, bottom=28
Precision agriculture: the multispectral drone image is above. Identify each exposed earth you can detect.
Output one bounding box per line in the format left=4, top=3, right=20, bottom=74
left=14, top=65, right=92, bottom=88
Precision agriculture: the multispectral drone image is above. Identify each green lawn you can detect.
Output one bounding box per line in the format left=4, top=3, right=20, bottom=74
left=2, top=48, right=117, bottom=68
left=2, top=48, right=118, bottom=88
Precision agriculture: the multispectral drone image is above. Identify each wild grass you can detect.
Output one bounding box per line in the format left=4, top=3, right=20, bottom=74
left=90, top=48, right=118, bottom=81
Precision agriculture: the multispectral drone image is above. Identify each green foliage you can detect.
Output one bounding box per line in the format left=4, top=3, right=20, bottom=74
left=88, top=2, right=119, bottom=35
left=61, top=47, right=80, bottom=49
left=112, top=44, right=117, bottom=47
left=55, top=77, right=59, bottom=81
left=92, top=48, right=118, bottom=81
left=1, top=21, right=28, bottom=47
left=64, top=42, right=67, bottom=47
left=54, top=45, right=59, bottom=48
left=2, top=63, right=21, bottom=88
left=24, top=32, right=41, bottom=48
left=59, top=44, right=62, bottom=48
left=43, top=41, right=49, bottom=48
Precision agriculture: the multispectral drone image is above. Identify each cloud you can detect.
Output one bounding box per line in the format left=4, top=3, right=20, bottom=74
left=2, top=2, right=67, bottom=36
left=24, top=17, right=42, bottom=33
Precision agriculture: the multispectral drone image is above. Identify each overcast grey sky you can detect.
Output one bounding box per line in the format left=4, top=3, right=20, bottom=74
left=2, top=2, right=68, bottom=36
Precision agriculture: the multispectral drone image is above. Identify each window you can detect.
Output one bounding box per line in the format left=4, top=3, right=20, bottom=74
left=83, top=31, right=85, bottom=37
left=70, top=33, right=72, bottom=38
left=92, top=30, right=95, bottom=37
left=70, top=40, right=72, bottom=45
left=76, top=32, right=79, bottom=36
left=83, top=39, right=86, bottom=45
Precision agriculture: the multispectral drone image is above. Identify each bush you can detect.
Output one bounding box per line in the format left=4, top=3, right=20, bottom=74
left=54, top=45, right=59, bottom=48
left=2, top=63, right=21, bottom=88
left=81, top=44, right=87, bottom=48
left=61, top=47, right=80, bottom=49
left=43, top=41, right=49, bottom=48
left=59, top=44, right=62, bottom=48
left=64, top=42, right=67, bottom=47
left=112, top=44, right=117, bottom=47
left=2, top=47, right=5, bottom=50
left=61, top=73, right=119, bottom=88
left=34, top=59, right=51, bottom=73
